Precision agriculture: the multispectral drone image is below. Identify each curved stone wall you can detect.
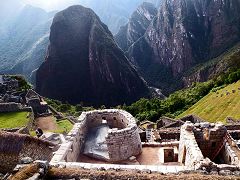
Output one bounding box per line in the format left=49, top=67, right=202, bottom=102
left=50, top=109, right=142, bottom=164
left=81, top=109, right=142, bottom=162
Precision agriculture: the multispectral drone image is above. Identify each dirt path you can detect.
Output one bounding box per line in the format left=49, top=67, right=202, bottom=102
left=35, top=115, right=58, bottom=131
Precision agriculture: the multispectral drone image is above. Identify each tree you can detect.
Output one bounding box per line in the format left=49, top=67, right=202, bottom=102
left=75, top=104, right=83, bottom=112
left=59, top=104, right=71, bottom=112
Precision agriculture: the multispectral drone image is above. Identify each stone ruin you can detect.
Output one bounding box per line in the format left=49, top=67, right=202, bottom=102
left=179, top=122, right=240, bottom=171
left=156, top=117, right=181, bottom=129
left=0, top=102, right=23, bottom=113
left=139, top=115, right=205, bottom=142
left=0, top=75, right=18, bottom=94
left=180, top=114, right=206, bottom=124
left=0, top=80, right=48, bottom=115
left=2, top=109, right=240, bottom=176
left=25, top=90, right=49, bottom=115
left=0, top=76, right=24, bottom=113
left=51, top=109, right=142, bottom=164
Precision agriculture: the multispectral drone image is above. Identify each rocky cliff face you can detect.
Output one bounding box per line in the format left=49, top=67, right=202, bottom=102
left=183, top=43, right=240, bottom=87
left=115, top=2, right=158, bottom=52
left=127, top=0, right=240, bottom=93
left=36, top=5, right=150, bottom=106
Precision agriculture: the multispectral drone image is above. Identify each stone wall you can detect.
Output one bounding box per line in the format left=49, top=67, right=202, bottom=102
left=0, top=103, right=22, bottom=112
left=220, top=141, right=239, bottom=165
left=178, top=122, right=240, bottom=171
left=180, top=115, right=205, bottom=123
left=51, top=120, right=88, bottom=164
left=226, top=125, right=240, bottom=131
left=50, top=109, right=142, bottom=164
left=156, top=117, right=176, bottom=129
left=106, top=124, right=141, bottom=161
left=163, top=121, right=184, bottom=128
left=0, top=131, right=54, bottom=173
left=193, top=123, right=227, bottom=159
left=158, top=129, right=180, bottom=141
left=84, top=110, right=128, bottom=129
left=178, top=122, right=204, bottom=169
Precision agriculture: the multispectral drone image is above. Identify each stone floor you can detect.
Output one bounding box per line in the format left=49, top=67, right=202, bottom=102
left=137, top=146, right=179, bottom=165
left=78, top=146, right=180, bottom=166
left=137, top=147, right=162, bottom=165
left=83, top=124, right=110, bottom=161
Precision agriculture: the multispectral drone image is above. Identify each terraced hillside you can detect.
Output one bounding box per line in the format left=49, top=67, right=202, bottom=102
left=179, top=81, right=240, bottom=123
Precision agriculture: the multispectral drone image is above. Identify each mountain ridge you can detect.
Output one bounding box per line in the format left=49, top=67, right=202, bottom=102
left=0, top=0, right=162, bottom=83
left=124, top=0, right=240, bottom=94
left=115, top=2, right=158, bottom=52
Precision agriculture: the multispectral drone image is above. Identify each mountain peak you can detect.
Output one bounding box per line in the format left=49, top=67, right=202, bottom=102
left=115, top=2, right=158, bottom=52
left=127, top=0, right=240, bottom=94
left=36, top=5, right=150, bottom=106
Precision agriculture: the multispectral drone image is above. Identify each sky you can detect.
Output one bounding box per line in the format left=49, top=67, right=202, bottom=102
left=23, top=0, right=79, bottom=11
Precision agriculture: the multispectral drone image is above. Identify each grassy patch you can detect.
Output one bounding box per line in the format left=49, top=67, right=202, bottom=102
left=0, top=111, right=29, bottom=129
left=179, top=81, right=240, bottom=123
left=55, top=119, right=73, bottom=134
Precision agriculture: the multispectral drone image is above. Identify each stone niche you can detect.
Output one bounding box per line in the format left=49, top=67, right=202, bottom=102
left=51, top=109, right=142, bottom=164
left=164, top=147, right=178, bottom=163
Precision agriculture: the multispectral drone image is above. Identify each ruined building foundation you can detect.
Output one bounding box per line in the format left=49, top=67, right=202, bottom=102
left=51, top=109, right=142, bottom=164
left=179, top=122, right=240, bottom=171
left=50, top=110, right=240, bottom=174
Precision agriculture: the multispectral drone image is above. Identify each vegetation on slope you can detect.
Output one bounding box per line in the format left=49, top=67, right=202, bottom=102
left=124, top=44, right=240, bottom=123
left=185, top=43, right=240, bottom=78
left=179, top=80, right=240, bottom=123
left=0, top=111, right=30, bottom=129
left=124, top=69, right=240, bottom=122
left=46, top=98, right=95, bottom=117
left=11, top=75, right=32, bottom=91
left=45, top=68, right=240, bottom=124
left=0, top=75, right=32, bottom=91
